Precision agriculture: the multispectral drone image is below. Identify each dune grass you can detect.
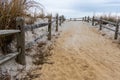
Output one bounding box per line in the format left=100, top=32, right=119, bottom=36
left=94, top=14, right=120, bottom=25
left=0, top=0, right=44, bottom=54
left=100, top=15, right=117, bottom=22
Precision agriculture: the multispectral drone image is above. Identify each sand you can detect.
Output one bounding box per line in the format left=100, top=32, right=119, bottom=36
left=30, top=21, right=120, bottom=80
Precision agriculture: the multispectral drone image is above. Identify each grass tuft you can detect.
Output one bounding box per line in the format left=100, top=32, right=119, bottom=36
left=0, top=0, right=44, bottom=54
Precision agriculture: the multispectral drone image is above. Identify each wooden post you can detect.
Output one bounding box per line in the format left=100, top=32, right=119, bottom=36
left=88, top=16, right=89, bottom=22
left=85, top=16, right=86, bottom=22
left=48, top=15, right=52, bottom=40
left=99, top=17, right=102, bottom=30
left=56, top=14, right=59, bottom=32
left=114, top=21, right=119, bottom=39
left=61, top=16, right=62, bottom=23
left=62, top=16, right=64, bottom=23
left=59, top=16, right=61, bottom=26
left=16, top=17, right=26, bottom=65
left=92, top=16, right=94, bottom=26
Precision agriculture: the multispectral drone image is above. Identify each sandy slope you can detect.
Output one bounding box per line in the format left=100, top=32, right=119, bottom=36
left=31, top=21, right=120, bottom=80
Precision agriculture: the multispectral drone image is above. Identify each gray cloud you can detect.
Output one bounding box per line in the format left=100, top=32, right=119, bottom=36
left=37, top=0, right=120, bottom=18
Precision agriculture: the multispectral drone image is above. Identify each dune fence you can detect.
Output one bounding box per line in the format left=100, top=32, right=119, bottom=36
left=0, top=14, right=65, bottom=66
left=70, top=16, right=120, bottom=40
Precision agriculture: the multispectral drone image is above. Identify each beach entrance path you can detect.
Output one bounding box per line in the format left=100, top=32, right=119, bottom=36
left=32, top=21, right=120, bottom=80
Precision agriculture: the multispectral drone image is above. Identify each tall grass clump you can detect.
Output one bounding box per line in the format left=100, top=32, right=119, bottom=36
left=101, top=15, right=116, bottom=22
left=95, top=13, right=119, bottom=25
left=0, top=0, right=43, bottom=54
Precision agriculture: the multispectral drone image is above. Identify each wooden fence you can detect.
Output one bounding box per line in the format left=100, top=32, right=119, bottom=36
left=0, top=14, right=64, bottom=65
left=82, top=16, right=120, bottom=40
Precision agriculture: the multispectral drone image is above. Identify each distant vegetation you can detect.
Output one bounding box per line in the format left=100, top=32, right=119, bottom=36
left=95, top=14, right=120, bottom=22
left=101, top=15, right=119, bottom=22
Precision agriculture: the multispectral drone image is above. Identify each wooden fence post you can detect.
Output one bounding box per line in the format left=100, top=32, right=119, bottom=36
left=48, top=15, right=52, bottom=40
left=85, top=16, right=86, bottom=22
left=61, top=16, right=62, bottom=23
left=59, top=16, right=61, bottom=26
left=92, top=16, right=94, bottom=26
left=99, top=17, right=102, bottom=30
left=61, top=16, right=63, bottom=23
left=56, top=14, right=59, bottom=32
left=16, top=17, right=26, bottom=65
left=114, top=21, right=119, bottom=39
left=87, top=16, right=89, bottom=22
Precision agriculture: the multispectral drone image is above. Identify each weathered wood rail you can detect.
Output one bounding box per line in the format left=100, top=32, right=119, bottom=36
left=82, top=16, right=120, bottom=40
left=24, top=23, right=49, bottom=31
left=0, top=30, right=20, bottom=36
left=70, top=18, right=83, bottom=21
left=0, top=14, right=64, bottom=65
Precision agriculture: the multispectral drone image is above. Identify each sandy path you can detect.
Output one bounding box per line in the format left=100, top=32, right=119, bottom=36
left=32, top=21, right=120, bottom=80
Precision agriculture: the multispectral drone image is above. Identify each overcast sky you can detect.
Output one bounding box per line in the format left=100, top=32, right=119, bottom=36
left=37, top=0, right=120, bottom=18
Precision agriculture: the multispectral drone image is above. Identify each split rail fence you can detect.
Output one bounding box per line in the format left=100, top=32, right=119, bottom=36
left=79, top=16, right=120, bottom=40
left=0, top=14, right=64, bottom=65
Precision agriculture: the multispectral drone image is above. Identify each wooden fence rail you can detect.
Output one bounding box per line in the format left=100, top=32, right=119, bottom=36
left=70, top=18, right=83, bottom=21
left=24, top=23, right=49, bottom=31
left=0, top=14, right=65, bottom=65
left=0, top=30, right=20, bottom=36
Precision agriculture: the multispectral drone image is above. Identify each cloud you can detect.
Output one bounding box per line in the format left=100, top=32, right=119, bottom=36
left=36, top=0, right=120, bottom=18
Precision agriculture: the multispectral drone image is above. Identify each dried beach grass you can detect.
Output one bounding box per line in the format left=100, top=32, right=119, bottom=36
left=0, top=0, right=44, bottom=54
